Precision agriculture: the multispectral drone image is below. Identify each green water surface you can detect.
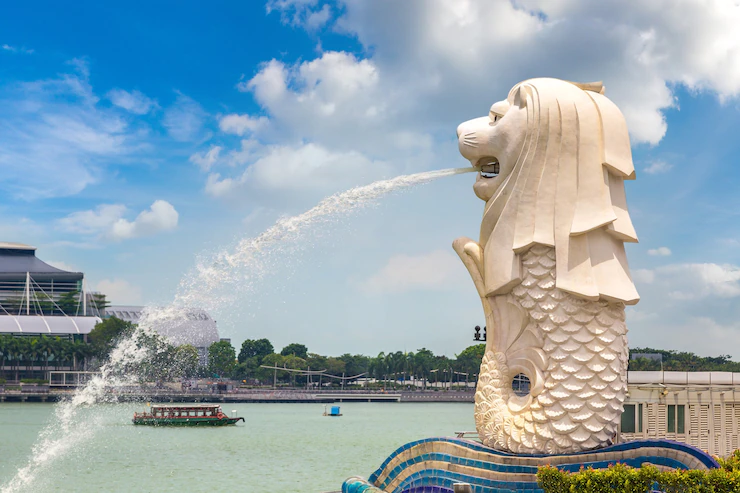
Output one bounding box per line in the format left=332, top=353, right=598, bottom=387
left=0, top=402, right=474, bottom=492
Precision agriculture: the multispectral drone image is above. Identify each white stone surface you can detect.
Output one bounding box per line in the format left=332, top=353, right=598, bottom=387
left=453, top=78, right=639, bottom=454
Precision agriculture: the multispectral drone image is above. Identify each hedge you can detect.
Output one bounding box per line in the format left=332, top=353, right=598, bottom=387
left=537, top=459, right=740, bottom=493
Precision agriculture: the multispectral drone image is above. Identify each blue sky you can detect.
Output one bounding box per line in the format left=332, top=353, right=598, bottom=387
left=2, top=0, right=740, bottom=358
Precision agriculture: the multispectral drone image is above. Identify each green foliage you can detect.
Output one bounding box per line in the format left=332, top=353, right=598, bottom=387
left=56, top=290, right=81, bottom=316
left=337, top=353, right=370, bottom=376
left=20, top=378, right=48, bottom=384
left=455, top=343, right=485, bottom=378
left=174, top=344, right=200, bottom=378
left=208, top=340, right=236, bottom=378
left=280, top=343, right=308, bottom=359
left=629, top=347, right=740, bottom=372
left=238, top=338, right=274, bottom=364
left=717, top=449, right=740, bottom=471
left=88, top=317, right=136, bottom=359
left=538, top=462, right=740, bottom=493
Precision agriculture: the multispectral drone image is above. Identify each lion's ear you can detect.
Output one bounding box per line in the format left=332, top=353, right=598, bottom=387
left=513, top=85, right=528, bottom=108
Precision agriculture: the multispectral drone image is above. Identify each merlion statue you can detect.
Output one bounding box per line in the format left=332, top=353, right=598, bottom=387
left=453, top=78, right=639, bottom=455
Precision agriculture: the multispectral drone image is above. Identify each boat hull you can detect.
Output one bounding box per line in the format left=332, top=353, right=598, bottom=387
left=132, top=417, right=244, bottom=426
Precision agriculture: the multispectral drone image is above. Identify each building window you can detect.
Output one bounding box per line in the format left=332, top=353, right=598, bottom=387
left=511, top=374, right=530, bottom=397
left=621, top=404, right=636, bottom=433
left=667, top=404, right=685, bottom=434
left=638, top=403, right=643, bottom=433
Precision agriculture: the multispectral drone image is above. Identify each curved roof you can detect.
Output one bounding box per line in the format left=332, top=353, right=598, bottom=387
left=0, top=242, right=36, bottom=251
left=106, top=305, right=220, bottom=348
left=0, top=243, right=82, bottom=281
left=0, top=315, right=102, bottom=334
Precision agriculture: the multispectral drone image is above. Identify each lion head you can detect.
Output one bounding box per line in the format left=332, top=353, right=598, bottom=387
left=457, top=78, right=639, bottom=305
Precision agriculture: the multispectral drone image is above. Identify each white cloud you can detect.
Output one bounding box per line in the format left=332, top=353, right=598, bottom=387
left=162, top=92, right=207, bottom=141
left=211, top=0, right=740, bottom=212
left=266, top=0, right=330, bottom=29
left=57, top=204, right=127, bottom=235
left=57, top=201, right=179, bottom=241
left=360, top=250, right=464, bottom=294
left=0, top=59, right=149, bottom=199
left=107, top=89, right=157, bottom=115
left=649, top=263, right=740, bottom=300
left=627, top=263, right=740, bottom=357
left=205, top=173, right=238, bottom=198
left=219, top=113, right=268, bottom=136
left=95, top=279, right=143, bottom=305
left=189, top=146, right=222, bottom=171
left=2, top=44, right=33, bottom=54
left=632, top=268, right=655, bottom=284
left=647, top=246, right=672, bottom=256
left=306, top=4, right=332, bottom=31
left=326, top=0, right=740, bottom=145
left=242, top=52, right=422, bottom=156
left=204, top=142, right=391, bottom=202
left=108, top=200, right=179, bottom=241
left=225, top=139, right=261, bottom=166
left=643, top=160, right=673, bottom=175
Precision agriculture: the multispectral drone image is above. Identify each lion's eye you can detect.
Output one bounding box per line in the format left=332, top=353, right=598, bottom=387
left=489, top=113, right=502, bottom=125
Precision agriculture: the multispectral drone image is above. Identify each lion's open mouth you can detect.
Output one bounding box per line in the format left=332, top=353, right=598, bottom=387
left=477, top=157, right=500, bottom=178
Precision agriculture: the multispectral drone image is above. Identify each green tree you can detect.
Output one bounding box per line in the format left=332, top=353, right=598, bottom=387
left=175, top=344, right=201, bottom=378
left=413, top=348, right=436, bottom=389
left=208, top=340, right=236, bottom=378
left=455, top=344, right=485, bottom=385
left=280, top=343, right=308, bottom=359
left=35, top=336, right=54, bottom=379
left=238, top=338, right=274, bottom=364
left=56, top=291, right=81, bottom=316
left=88, top=317, right=136, bottom=359
left=87, top=293, right=109, bottom=315
left=337, top=353, right=370, bottom=377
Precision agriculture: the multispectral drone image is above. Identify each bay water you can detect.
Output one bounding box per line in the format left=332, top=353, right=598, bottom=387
left=1, top=402, right=473, bottom=492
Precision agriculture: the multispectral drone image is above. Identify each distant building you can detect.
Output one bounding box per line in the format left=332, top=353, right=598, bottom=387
left=0, top=242, right=220, bottom=381
left=622, top=371, right=740, bottom=457
left=0, top=242, right=102, bottom=340
left=106, top=305, right=220, bottom=366
left=0, top=242, right=103, bottom=382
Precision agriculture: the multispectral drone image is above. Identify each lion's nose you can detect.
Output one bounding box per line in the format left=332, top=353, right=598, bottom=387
left=456, top=123, right=464, bottom=139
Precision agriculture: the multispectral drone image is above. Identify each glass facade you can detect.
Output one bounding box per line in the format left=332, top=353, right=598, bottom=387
left=668, top=404, right=686, bottom=433
left=621, top=404, right=636, bottom=433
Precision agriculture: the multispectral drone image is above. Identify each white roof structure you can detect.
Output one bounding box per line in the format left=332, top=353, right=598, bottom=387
left=628, top=371, right=740, bottom=386
left=0, top=315, right=102, bottom=334
left=106, top=305, right=220, bottom=349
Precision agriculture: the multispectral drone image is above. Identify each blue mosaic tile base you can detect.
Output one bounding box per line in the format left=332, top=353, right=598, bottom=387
left=341, top=438, right=719, bottom=493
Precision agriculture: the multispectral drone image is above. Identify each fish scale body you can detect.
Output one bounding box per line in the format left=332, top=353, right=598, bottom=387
left=474, top=245, right=629, bottom=454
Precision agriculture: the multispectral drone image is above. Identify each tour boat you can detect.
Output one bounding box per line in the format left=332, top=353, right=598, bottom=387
left=132, top=404, right=244, bottom=426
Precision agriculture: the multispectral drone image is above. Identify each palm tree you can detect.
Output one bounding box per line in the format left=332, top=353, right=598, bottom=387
left=13, top=338, right=30, bottom=381
left=56, top=339, right=73, bottom=371
left=369, top=352, right=388, bottom=389
left=25, top=338, right=40, bottom=380
left=36, top=336, right=54, bottom=381
left=413, top=348, right=435, bottom=389
left=71, top=341, right=91, bottom=371
left=5, top=337, right=19, bottom=382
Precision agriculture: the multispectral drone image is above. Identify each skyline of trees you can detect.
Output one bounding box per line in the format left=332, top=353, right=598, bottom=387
left=6, top=316, right=740, bottom=386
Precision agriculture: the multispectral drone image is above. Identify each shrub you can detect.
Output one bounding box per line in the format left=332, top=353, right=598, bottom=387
left=20, top=378, right=48, bottom=384
left=538, top=460, right=740, bottom=493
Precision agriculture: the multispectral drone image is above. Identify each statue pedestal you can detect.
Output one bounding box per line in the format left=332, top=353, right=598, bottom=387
left=341, top=437, right=719, bottom=493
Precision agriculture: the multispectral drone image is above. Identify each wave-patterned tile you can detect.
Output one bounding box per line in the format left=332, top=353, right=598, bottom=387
left=342, top=438, right=719, bottom=493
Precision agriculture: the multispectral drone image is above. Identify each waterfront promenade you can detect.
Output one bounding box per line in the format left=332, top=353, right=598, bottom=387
left=0, top=388, right=475, bottom=404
